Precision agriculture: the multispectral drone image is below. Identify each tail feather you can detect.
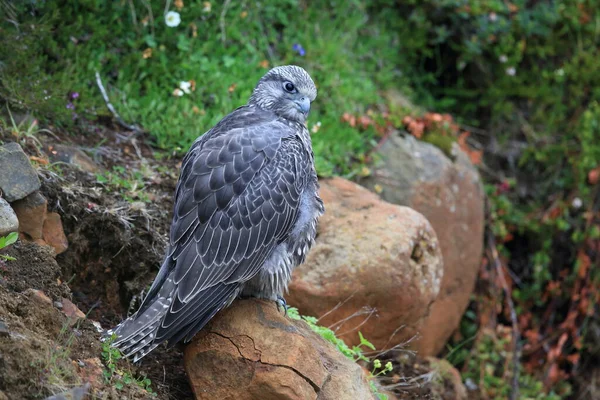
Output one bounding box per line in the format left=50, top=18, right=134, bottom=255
left=105, top=282, right=240, bottom=362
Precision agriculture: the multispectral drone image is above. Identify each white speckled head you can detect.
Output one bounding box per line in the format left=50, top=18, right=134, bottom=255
left=248, top=65, right=317, bottom=124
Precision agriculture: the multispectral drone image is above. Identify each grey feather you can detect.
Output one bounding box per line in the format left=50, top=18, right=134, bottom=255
left=106, top=65, right=323, bottom=361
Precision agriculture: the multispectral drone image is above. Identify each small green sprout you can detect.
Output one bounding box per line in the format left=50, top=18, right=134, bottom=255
left=0, top=232, right=17, bottom=261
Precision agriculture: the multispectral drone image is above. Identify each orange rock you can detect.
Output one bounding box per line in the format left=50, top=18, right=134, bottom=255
left=75, top=358, right=104, bottom=389
left=11, top=191, right=47, bottom=240
left=26, top=288, right=52, bottom=305
left=361, top=133, right=485, bottom=356
left=288, top=177, right=443, bottom=351
left=33, top=238, right=48, bottom=247
left=184, top=299, right=376, bottom=400
left=61, top=298, right=86, bottom=323
left=42, top=212, right=68, bottom=255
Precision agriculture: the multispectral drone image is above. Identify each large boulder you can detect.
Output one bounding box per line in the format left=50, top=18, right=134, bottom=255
left=184, top=299, right=376, bottom=400
left=0, top=142, right=40, bottom=202
left=287, top=177, right=443, bottom=351
left=361, top=133, right=485, bottom=356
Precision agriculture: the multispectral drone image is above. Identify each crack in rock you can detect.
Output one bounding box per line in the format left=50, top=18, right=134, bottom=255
left=209, top=331, right=322, bottom=395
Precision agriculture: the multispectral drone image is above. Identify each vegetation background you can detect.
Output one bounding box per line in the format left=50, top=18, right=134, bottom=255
left=1, top=0, right=599, bottom=399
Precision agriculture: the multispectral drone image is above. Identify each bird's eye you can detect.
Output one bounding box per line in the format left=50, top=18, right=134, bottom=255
left=283, top=82, right=296, bottom=93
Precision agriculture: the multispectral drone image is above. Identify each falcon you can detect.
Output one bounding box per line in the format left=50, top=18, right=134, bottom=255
left=106, top=65, right=323, bottom=362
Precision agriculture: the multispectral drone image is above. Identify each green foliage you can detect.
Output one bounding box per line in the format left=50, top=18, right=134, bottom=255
left=101, top=334, right=154, bottom=394
left=379, top=0, right=600, bottom=128
left=0, top=231, right=17, bottom=250
left=0, top=232, right=17, bottom=261
left=460, top=330, right=571, bottom=400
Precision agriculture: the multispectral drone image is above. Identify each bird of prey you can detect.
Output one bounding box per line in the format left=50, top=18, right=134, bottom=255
left=106, top=65, right=324, bottom=362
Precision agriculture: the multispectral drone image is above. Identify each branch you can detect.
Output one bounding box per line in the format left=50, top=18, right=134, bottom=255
left=487, top=227, right=521, bottom=400
left=95, top=71, right=144, bottom=135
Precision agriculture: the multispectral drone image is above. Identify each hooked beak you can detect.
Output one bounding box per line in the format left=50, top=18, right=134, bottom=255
left=295, top=97, right=310, bottom=115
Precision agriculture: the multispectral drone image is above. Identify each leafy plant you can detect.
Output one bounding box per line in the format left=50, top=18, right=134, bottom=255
left=101, top=334, right=154, bottom=394
left=0, top=232, right=17, bottom=261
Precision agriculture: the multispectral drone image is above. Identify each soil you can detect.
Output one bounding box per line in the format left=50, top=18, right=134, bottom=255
left=375, top=352, right=468, bottom=400
left=0, top=125, right=193, bottom=399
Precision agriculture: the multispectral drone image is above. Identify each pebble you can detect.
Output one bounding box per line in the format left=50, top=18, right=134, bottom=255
left=0, top=320, right=9, bottom=337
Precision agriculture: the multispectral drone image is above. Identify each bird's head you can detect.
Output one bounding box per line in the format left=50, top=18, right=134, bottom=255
left=248, top=65, right=317, bottom=124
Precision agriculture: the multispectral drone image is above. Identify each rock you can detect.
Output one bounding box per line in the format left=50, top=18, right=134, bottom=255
left=361, top=134, right=484, bottom=356
left=0, top=142, right=41, bottom=202
left=42, top=212, right=68, bottom=255
left=75, top=358, right=103, bottom=389
left=44, top=383, right=90, bottom=400
left=425, top=358, right=468, bottom=400
left=287, top=177, right=443, bottom=351
left=11, top=191, right=47, bottom=240
left=26, top=288, right=52, bottom=305
left=46, top=144, right=103, bottom=174
left=0, top=320, right=9, bottom=337
left=61, top=298, right=86, bottom=324
left=184, top=299, right=376, bottom=400
left=0, top=198, right=18, bottom=236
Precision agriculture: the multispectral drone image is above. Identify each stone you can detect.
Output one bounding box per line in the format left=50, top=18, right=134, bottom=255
left=0, top=142, right=41, bottom=202
left=42, top=212, right=68, bottom=255
left=61, top=298, right=86, bottom=324
left=0, top=198, right=18, bottom=237
left=287, top=177, right=443, bottom=351
left=11, top=191, right=47, bottom=240
left=46, top=144, right=103, bottom=174
left=75, top=358, right=103, bottom=389
left=0, top=320, right=9, bottom=337
left=26, top=288, right=52, bottom=305
left=43, top=383, right=90, bottom=400
left=184, top=299, right=376, bottom=400
left=426, top=357, right=468, bottom=400
left=361, top=133, right=485, bottom=356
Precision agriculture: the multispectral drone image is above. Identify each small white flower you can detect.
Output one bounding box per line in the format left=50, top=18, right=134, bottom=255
left=165, top=11, right=181, bottom=27
left=499, top=54, right=508, bottom=63
left=489, top=12, right=497, bottom=22
left=173, top=88, right=184, bottom=97
left=311, top=121, right=322, bottom=133
left=506, top=67, right=516, bottom=76
left=179, top=81, right=192, bottom=94
left=555, top=68, right=565, bottom=77
left=572, top=197, right=583, bottom=209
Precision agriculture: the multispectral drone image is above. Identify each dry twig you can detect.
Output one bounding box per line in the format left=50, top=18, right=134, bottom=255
left=487, top=226, right=521, bottom=400
left=95, top=71, right=144, bottom=135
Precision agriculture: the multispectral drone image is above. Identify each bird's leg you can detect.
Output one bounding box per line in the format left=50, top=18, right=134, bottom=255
left=276, top=295, right=288, bottom=316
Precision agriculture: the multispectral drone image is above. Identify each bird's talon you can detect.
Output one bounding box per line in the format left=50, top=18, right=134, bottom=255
left=276, top=296, right=288, bottom=316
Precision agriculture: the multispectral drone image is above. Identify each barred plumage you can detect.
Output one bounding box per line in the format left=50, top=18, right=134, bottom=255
left=106, top=65, right=323, bottom=362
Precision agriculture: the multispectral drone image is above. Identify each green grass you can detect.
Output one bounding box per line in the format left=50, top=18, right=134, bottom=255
left=0, top=0, right=409, bottom=177
left=101, top=334, right=155, bottom=394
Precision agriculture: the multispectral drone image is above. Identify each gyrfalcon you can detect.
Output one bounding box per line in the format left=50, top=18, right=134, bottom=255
left=106, top=65, right=324, bottom=362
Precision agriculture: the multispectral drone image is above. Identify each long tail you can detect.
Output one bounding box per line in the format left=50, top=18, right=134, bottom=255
left=103, top=274, right=240, bottom=362
left=105, top=292, right=174, bottom=362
